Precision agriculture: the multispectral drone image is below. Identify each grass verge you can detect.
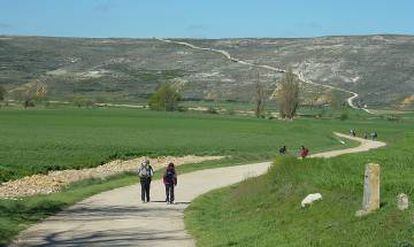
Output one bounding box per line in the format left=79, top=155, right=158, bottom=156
left=185, top=131, right=414, bottom=246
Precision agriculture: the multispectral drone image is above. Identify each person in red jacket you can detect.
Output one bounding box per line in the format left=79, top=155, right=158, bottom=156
left=299, top=145, right=309, bottom=159
left=163, top=162, right=177, bottom=204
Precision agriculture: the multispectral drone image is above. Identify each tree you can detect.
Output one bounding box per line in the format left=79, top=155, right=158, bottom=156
left=276, top=68, right=300, bottom=119
left=326, top=89, right=344, bottom=110
left=148, top=84, right=181, bottom=111
left=12, top=78, right=48, bottom=108
left=254, top=72, right=265, bottom=118
left=22, top=81, right=48, bottom=108
left=0, top=85, right=6, bottom=102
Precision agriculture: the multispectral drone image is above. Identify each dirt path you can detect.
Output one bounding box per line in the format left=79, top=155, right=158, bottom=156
left=11, top=133, right=385, bottom=246
left=156, top=38, right=372, bottom=114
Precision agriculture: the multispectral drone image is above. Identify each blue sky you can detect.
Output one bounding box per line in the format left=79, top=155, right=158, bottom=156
left=0, top=0, right=413, bottom=38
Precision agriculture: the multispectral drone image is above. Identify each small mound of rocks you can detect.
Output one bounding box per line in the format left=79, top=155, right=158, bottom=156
left=0, top=155, right=224, bottom=199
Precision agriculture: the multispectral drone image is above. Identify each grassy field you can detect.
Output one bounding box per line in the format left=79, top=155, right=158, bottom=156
left=0, top=107, right=361, bottom=182
left=185, top=116, right=414, bottom=246
left=0, top=106, right=407, bottom=245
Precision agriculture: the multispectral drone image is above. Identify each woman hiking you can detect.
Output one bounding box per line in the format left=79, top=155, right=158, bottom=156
left=137, top=159, right=154, bottom=203
left=299, top=145, right=309, bottom=159
left=163, top=162, right=178, bottom=204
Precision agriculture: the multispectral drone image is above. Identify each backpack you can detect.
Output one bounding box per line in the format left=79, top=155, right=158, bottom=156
left=166, top=170, right=175, bottom=180
left=164, top=169, right=176, bottom=184
left=138, top=165, right=153, bottom=178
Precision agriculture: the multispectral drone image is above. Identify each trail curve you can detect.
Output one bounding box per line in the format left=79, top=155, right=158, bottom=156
left=156, top=38, right=372, bottom=114
left=11, top=133, right=385, bottom=246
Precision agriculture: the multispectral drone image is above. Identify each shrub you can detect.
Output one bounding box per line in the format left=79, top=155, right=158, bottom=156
left=148, top=84, right=181, bottom=111
left=339, top=112, right=348, bottom=121
left=205, top=106, right=218, bottom=114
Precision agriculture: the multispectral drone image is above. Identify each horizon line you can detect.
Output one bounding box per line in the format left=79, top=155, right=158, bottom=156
left=1, top=33, right=414, bottom=40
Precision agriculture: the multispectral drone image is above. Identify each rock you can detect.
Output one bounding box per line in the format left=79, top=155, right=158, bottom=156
left=355, top=209, right=370, bottom=217
left=397, top=193, right=409, bottom=210
left=301, top=193, right=322, bottom=207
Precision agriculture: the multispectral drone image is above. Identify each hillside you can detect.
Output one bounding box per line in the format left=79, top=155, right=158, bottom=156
left=0, top=35, right=413, bottom=107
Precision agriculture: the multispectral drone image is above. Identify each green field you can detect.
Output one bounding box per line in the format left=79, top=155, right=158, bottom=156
left=0, top=107, right=361, bottom=182
left=185, top=115, right=414, bottom=246
left=0, top=106, right=411, bottom=245
left=0, top=106, right=366, bottom=245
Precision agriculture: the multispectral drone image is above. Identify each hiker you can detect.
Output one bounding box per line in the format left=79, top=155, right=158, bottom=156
left=299, top=145, right=309, bottom=159
left=350, top=128, right=356, bottom=137
left=370, top=131, right=378, bottom=140
left=163, top=162, right=177, bottom=204
left=137, top=159, right=154, bottom=203
left=279, top=145, right=287, bottom=155
left=363, top=132, right=368, bottom=139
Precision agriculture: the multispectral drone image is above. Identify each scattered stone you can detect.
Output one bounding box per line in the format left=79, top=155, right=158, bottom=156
left=301, top=193, right=322, bottom=207
left=0, top=155, right=224, bottom=199
left=356, top=163, right=380, bottom=217
left=397, top=193, right=409, bottom=211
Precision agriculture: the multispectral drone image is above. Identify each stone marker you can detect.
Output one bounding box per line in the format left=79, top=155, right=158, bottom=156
left=356, top=163, right=380, bottom=217
left=397, top=193, right=409, bottom=210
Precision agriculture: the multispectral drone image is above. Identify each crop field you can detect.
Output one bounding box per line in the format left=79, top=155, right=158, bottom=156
left=185, top=114, right=414, bottom=246
left=0, top=107, right=365, bottom=182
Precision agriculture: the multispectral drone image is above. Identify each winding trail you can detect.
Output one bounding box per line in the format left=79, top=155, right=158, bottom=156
left=156, top=38, right=372, bottom=114
left=11, top=133, right=385, bottom=247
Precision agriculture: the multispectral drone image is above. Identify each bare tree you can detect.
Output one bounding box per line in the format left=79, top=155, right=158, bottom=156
left=254, top=72, right=265, bottom=118
left=325, top=89, right=344, bottom=110
left=24, top=80, right=48, bottom=108
left=11, top=78, right=48, bottom=108
left=276, top=68, right=300, bottom=119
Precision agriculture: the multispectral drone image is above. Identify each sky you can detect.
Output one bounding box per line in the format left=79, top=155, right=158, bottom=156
left=0, top=0, right=413, bottom=38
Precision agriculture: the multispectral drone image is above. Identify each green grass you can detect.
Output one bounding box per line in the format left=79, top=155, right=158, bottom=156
left=0, top=106, right=366, bottom=245
left=1, top=107, right=410, bottom=245
left=0, top=107, right=359, bottom=182
left=185, top=119, right=414, bottom=246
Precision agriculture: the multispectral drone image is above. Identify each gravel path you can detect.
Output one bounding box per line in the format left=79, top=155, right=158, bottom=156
left=0, top=156, right=224, bottom=198
left=11, top=133, right=385, bottom=247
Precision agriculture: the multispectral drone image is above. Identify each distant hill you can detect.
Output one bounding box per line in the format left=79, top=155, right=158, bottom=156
left=0, top=35, right=413, bottom=107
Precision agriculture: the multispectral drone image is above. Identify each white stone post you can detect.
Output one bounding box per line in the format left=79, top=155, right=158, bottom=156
left=356, top=163, right=380, bottom=216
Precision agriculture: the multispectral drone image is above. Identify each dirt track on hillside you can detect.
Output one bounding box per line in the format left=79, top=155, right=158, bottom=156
left=156, top=38, right=373, bottom=114
left=11, top=133, right=386, bottom=247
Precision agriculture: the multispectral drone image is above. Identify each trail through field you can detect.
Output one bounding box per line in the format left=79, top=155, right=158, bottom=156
left=11, top=133, right=385, bottom=247
left=156, top=38, right=372, bottom=114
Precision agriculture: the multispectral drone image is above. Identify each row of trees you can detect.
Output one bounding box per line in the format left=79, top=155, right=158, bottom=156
left=147, top=68, right=301, bottom=119
left=253, top=68, right=299, bottom=119
left=1, top=67, right=339, bottom=118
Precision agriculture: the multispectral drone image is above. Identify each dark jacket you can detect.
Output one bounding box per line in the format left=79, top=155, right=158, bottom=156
left=163, top=167, right=177, bottom=185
